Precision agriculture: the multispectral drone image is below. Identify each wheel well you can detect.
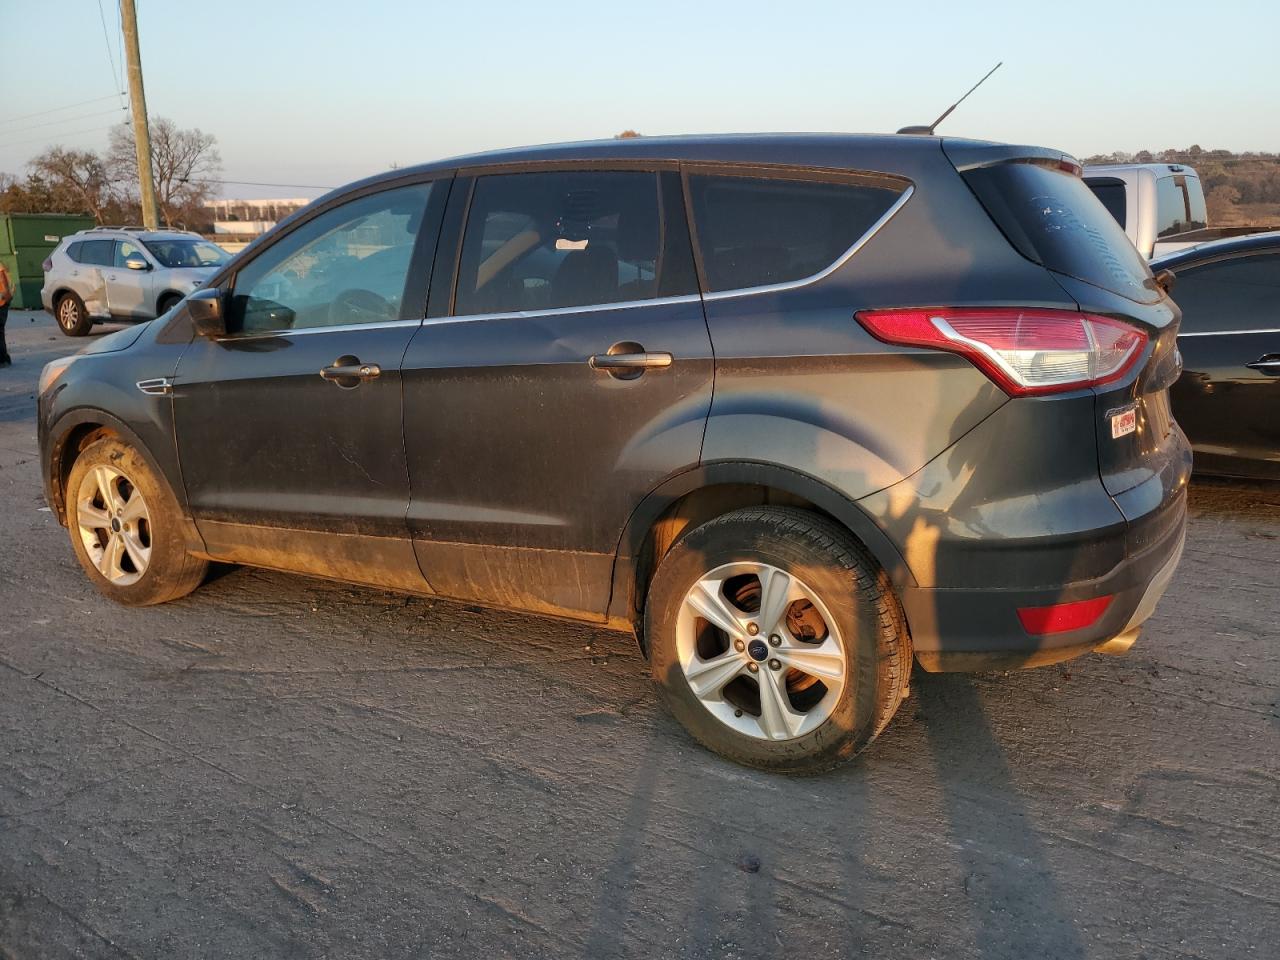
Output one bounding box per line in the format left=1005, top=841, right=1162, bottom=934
left=627, top=483, right=850, bottom=647
left=156, top=290, right=183, bottom=312
left=52, top=423, right=120, bottom=521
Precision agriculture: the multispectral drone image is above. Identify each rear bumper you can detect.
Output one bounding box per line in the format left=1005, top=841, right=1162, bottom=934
left=877, top=410, right=1193, bottom=672
left=910, top=507, right=1185, bottom=671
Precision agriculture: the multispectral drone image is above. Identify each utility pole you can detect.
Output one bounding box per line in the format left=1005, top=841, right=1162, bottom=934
left=119, top=0, right=159, bottom=229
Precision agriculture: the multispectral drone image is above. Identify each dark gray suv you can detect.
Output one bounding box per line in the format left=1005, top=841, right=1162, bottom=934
left=36, top=134, right=1190, bottom=771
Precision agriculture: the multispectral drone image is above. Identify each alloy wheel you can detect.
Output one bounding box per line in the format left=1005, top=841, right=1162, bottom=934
left=675, top=561, right=847, bottom=741
left=58, top=298, right=80, bottom=331
left=75, top=464, right=152, bottom=586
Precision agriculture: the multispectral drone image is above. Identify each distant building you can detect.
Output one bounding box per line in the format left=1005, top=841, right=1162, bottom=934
left=205, top=198, right=311, bottom=236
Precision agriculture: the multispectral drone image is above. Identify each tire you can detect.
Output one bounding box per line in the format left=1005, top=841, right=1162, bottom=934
left=65, top=436, right=208, bottom=606
left=157, top=293, right=182, bottom=316
left=56, top=292, right=92, bottom=337
left=645, top=506, right=912, bottom=773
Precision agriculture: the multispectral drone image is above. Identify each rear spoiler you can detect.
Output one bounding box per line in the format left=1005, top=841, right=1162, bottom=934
left=942, top=140, right=1082, bottom=176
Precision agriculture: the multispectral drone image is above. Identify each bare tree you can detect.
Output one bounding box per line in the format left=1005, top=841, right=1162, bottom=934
left=615, top=130, right=642, bottom=139
left=25, top=147, right=117, bottom=220
left=109, top=118, right=222, bottom=227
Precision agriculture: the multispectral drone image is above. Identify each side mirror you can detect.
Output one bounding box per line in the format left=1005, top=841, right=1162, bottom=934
left=124, top=254, right=151, bottom=271
left=187, top=288, right=226, bottom=338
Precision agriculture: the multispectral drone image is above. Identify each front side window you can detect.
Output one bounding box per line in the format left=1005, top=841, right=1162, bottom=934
left=227, top=182, right=433, bottom=334
left=115, top=239, right=147, bottom=268
left=687, top=172, right=905, bottom=293
left=143, top=238, right=228, bottom=268
left=1171, top=253, right=1280, bottom=334
left=454, top=170, right=662, bottom=315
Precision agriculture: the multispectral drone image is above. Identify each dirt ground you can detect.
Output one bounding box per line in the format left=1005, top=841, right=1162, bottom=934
left=1, top=309, right=1276, bottom=960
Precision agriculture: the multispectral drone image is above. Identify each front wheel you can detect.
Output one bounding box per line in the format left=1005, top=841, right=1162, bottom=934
left=65, top=436, right=208, bottom=605
left=645, top=507, right=912, bottom=773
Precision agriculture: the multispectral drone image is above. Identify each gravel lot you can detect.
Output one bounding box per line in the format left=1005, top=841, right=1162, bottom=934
left=1, top=308, right=1276, bottom=960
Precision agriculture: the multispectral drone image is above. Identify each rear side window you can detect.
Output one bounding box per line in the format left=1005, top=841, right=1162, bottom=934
left=454, top=170, right=664, bottom=315
left=1085, top=177, right=1127, bottom=229
left=1157, top=175, right=1206, bottom=238
left=77, top=239, right=115, bottom=266
left=964, top=162, right=1157, bottom=303
left=1169, top=253, right=1280, bottom=334
left=687, top=173, right=904, bottom=293
left=66, top=241, right=84, bottom=262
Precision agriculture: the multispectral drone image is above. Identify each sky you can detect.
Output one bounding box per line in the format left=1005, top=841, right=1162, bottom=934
left=3, top=0, right=1279, bottom=200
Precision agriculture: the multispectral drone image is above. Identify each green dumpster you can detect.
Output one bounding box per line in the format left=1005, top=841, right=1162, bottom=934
left=0, top=213, right=96, bottom=310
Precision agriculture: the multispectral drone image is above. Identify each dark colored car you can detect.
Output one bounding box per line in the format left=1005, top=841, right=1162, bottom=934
left=1152, top=232, right=1280, bottom=479
left=37, top=134, right=1189, bottom=772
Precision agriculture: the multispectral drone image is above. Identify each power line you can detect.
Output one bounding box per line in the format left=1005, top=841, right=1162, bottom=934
left=0, top=93, right=126, bottom=127
left=97, top=0, right=124, bottom=93
left=2, top=124, right=120, bottom=149
left=0, top=106, right=127, bottom=136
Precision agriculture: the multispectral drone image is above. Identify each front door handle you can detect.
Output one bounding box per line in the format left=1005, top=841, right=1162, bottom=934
left=1246, top=354, right=1280, bottom=374
left=320, top=356, right=382, bottom=387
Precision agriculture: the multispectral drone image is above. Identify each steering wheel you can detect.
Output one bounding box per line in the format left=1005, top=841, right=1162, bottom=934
left=330, top=288, right=394, bottom=325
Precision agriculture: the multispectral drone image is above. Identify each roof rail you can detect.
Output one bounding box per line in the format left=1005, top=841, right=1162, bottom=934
left=87, top=225, right=147, bottom=232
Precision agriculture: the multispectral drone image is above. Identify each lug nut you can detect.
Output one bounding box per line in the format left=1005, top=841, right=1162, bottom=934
left=769, top=659, right=782, bottom=671
left=733, top=639, right=746, bottom=653
left=769, top=635, right=781, bottom=647
left=746, top=622, right=759, bottom=636
left=747, top=663, right=759, bottom=673
left=734, top=709, right=743, bottom=718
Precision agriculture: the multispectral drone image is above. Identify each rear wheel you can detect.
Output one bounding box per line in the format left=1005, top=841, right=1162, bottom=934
left=645, top=506, right=911, bottom=773
left=56, top=292, right=92, bottom=337
left=65, top=436, right=208, bottom=605
left=156, top=292, right=183, bottom=316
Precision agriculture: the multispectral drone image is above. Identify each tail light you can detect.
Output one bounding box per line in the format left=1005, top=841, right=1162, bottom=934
left=856, top=307, right=1148, bottom=396
left=41, top=257, right=53, bottom=272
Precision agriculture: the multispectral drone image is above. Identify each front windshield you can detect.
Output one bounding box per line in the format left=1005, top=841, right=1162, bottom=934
left=143, top=238, right=229, bottom=269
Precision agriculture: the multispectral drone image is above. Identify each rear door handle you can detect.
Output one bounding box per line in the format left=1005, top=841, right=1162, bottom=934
left=588, top=352, right=673, bottom=371
left=1246, top=355, right=1280, bottom=374
left=320, top=357, right=382, bottom=386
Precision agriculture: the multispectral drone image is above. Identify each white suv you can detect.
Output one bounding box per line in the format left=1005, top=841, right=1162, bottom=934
left=41, top=227, right=230, bottom=336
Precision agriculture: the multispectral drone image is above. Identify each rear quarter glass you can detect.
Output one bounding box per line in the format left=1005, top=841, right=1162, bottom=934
left=961, top=161, right=1159, bottom=305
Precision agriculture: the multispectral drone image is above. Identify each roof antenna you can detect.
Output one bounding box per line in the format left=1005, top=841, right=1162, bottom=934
left=897, top=61, right=1003, bottom=135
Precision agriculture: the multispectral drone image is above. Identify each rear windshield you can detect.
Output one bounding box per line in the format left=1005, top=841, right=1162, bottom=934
left=964, top=161, right=1157, bottom=303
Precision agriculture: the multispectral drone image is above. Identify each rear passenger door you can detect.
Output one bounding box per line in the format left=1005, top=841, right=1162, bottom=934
left=400, top=167, right=712, bottom=619
left=70, top=238, right=113, bottom=318
left=1171, top=251, right=1280, bottom=474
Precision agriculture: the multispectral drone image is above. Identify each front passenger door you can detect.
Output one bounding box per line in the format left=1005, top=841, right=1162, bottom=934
left=107, top=239, right=154, bottom=318
left=173, top=179, right=447, bottom=590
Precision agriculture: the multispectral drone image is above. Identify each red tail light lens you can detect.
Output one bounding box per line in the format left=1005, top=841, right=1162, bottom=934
left=41, top=257, right=53, bottom=272
left=856, top=307, right=1148, bottom=396
left=1017, top=595, right=1113, bottom=635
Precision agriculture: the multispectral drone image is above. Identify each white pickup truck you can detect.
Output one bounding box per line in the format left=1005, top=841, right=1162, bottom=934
left=1082, top=163, right=1234, bottom=259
